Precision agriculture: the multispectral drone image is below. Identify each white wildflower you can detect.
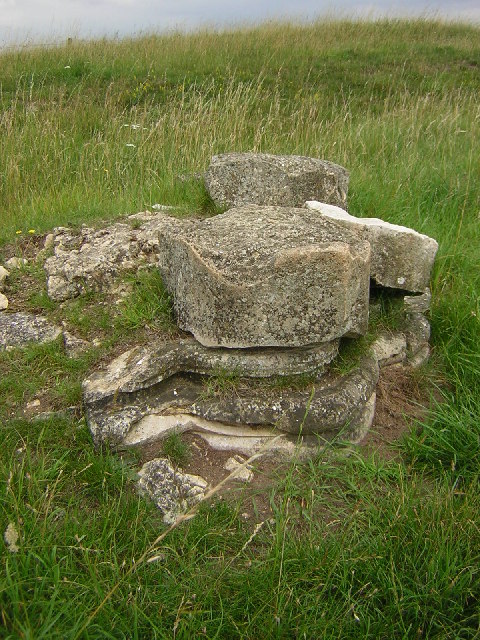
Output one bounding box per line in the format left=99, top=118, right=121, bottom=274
left=125, top=143, right=136, bottom=148
left=4, top=523, right=20, bottom=553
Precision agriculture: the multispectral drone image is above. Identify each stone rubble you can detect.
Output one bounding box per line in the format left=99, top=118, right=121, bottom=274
left=44, top=213, right=185, bottom=301
left=2, top=154, right=439, bottom=518
left=78, top=156, right=437, bottom=488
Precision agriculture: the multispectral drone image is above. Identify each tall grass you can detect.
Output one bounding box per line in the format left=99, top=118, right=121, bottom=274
left=1, top=19, right=479, bottom=243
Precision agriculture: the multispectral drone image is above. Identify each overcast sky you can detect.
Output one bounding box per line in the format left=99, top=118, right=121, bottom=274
left=1, top=0, right=479, bottom=47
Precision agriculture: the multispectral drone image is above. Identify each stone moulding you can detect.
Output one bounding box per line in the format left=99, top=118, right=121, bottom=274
left=83, top=352, right=379, bottom=451
left=82, top=313, right=431, bottom=456
left=82, top=337, right=340, bottom=404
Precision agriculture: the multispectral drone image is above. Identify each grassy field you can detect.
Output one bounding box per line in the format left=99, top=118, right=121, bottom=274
left=1, top=18, right=480, bottom=638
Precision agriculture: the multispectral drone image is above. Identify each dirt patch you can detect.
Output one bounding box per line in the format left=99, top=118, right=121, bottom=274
left=135, top=433, right=286, bottom=523
left=360, top=363, right=437, bottom=460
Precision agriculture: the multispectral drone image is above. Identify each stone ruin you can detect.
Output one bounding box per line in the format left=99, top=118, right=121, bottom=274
left=0, top=153, right=438, bottom=523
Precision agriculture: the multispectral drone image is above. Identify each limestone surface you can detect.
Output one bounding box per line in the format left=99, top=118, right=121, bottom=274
left=158, top=205, right=371, bottom=348
left=371, top=331, right=407, bottom=367
left=404, top=289, right=431, bottom=313
left=305, top=201, right=438, bottom=292
left=0, top=312, right=62, bottom=350
left=204, top=153, right=349, bottom=208
left=0, top=294, right=8, bottom=311
left=44, top=213, right=186, bottom=301
left=138, top=458, right=208, bottom=525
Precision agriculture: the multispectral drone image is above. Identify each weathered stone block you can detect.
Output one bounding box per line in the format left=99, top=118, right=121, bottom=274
left=204, top=153, right=349, bottom=208
left=158, top=205, right=371, bottom=348
left=84, top=355, right=379, bottom=448
left=305, top=201, right=438, bottom=292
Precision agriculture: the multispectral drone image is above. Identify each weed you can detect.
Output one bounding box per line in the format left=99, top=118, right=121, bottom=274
left=266, top=371, right=319, bottom=391
left=331, top=336, right=371, bottom=375
left=116, top=268, right=175, bottom=332
left=162, top=432, right=191, bottom=466
left=201, top=367, right=241, bottom=399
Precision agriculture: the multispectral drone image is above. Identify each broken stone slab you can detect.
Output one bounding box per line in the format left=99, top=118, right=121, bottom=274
left=224, top=456, right=254, bottom=483
left=158, top=205, right=370, bottom=348
left=44, top=213, right=186, bottom=301
left=0, top=293, right=8, bottom=311
left=204, top=153, right=349, bottom=209
left=84, top=353, right=379, bottom=448
left=305, top=201, right=438, bottom=292
left=0, top=312, right=62, bottom=350
left=371, top=331, right=407, bottom=367
left=404, top=312, right=431, bottom=367
left=82, top=337, right=339, bottom=405
left=404, top=289, right=432, bottom=314
left=138, top=458, right=208, bottom=525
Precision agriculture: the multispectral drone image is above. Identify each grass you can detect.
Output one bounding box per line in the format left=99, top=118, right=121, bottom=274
left=161, top=432, right=191, bottom=467
left=1, top=17, right=480, bottom=638
left=116, top=268, right=175, bottom=333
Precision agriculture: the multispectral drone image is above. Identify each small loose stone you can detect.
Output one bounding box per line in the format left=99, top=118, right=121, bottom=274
left=0, top=266, right=9, bottom=288
left=0, top=293, right=8, bottom=310
left=6, top=257, right=27, bottom=269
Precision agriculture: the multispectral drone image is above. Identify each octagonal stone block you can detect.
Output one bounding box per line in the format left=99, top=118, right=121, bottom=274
left=158, top=205, right=371, bottom=348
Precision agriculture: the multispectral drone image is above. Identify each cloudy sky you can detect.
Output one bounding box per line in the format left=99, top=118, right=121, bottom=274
left=1, top=0, right=479, bottom=47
